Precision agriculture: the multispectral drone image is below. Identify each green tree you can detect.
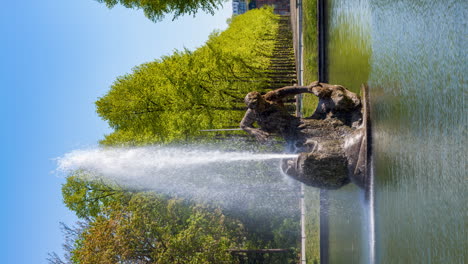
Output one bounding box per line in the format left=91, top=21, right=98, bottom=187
left=95, top=0, right=225, bottom=22
left=47, top=222, right=88, bottom=264
left=96, top=7, right=295, bottom=146
left=70, top=193, right=244, bottom=263
left=59, top=173, right=247, bottom=263
left=62, top=171, right=125, bottom=219
left=56, top=171, right=300, bottom=263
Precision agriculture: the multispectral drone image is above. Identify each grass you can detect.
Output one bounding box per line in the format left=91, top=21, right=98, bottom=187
left=302, top=0, right=319, bottom=118
left=301, top=1, right=321, bottom=264
left=304, top=186, right=320, bottom=264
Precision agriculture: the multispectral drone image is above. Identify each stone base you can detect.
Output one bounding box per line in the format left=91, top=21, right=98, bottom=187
left=281, top=84, right=371, bottom=190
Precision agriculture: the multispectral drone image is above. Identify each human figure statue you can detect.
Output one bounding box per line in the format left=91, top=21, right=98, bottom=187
left=240, top=82, right=369, bottom=189
left=240, top=81, right=362, bottom=142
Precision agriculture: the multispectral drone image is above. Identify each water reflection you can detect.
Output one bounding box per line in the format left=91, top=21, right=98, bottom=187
left=323, top=0, right=467, bottom=263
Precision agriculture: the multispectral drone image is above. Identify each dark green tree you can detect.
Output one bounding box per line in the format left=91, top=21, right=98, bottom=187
left=58, top=173, right=247, bottom=263
left=67, top=192, right=244, bottom=263
left=95, top=0, right=225, bottom=22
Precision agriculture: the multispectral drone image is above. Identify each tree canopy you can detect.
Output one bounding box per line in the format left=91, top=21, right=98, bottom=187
left=53, top=166, right=300, bottom=263
left=95, top=0, right=225, bottom=22
left=96, top=7, right=296, bottom=146
left=57, top=173, right=246, bottom=263
left=72, top=194, right=243, bottom=263
left=62, top=172, right=125, bottom=219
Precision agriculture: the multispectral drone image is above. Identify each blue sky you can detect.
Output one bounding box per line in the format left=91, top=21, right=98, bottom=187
left=1, top=1, right=231, bottom=263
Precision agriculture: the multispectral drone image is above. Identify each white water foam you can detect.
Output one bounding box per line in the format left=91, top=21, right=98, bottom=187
left=57, top=147, right=297, bottom=175
left=56, top=146, right=300, bottom=214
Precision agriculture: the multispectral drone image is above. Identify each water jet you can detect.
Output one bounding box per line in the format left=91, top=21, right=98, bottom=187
left=57, top=145, right=301, bottom=215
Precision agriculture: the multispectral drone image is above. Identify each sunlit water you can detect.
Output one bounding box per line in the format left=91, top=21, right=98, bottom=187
left=321, top=0, right=467, bottom=263
left=57, top=146, right=300, bottom=215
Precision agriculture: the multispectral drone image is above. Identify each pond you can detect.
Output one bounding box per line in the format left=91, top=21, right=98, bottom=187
left=321, top=0, right=467, bottom=263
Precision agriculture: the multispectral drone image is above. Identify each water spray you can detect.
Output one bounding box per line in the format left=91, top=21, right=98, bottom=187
left=56, top=146, right=300, bottom=215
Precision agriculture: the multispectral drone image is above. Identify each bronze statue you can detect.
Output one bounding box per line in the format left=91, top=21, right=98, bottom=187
left=240, top=82, right=370, bottom=189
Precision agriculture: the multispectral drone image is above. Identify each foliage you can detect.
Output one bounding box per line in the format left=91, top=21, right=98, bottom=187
left=96, top=7, right=296, bottom=146
left=59, top=176, right=245, bottom=263
left=54, top=168, right=300, bottom=263
left=95, top=0, right=225, bottom=22
left=47, top=222, right=88, bottom=264
left=71, top=193, right=243, bottom=263
left=62, top=171, right=125, bottom=219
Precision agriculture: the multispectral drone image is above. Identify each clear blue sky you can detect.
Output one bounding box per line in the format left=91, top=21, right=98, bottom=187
left=0, top=1, right=231, bottom=263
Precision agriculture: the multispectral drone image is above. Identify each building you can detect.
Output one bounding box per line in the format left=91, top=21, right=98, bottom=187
left=248, top=0, right=290, bottom=15
left=233, top=0, right=290, bottom=16
left=232, top=0, right=248, bottom=15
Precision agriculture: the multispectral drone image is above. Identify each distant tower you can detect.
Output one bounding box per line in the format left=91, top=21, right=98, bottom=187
left=232, top=0, right=247, bottom=15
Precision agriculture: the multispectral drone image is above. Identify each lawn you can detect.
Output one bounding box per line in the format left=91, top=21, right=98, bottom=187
left=302, top=0, right=319, bottom=118
left=301, top=1, right=321, bottom=263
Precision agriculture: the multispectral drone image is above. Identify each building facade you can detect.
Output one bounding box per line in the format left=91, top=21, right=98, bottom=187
left=233, top=0, right=290, bottom=16
left=248, top=0, right=290, bottom=15
left=232, top=0, right=248, bottom=15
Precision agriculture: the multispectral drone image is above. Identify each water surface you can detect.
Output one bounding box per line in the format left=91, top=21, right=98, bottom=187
left=323, top=0, right=466, bottom=262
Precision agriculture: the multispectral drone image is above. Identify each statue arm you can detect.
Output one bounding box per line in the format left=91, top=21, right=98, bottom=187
left=264, top=81, right=323, bottom=102
left=240, top=109, right=270, bottom=142
left=313, top=82, right=361, bottom=107
left=264, top=86, right=310, bottom=102
left=308, top=82, right=336, bottom=97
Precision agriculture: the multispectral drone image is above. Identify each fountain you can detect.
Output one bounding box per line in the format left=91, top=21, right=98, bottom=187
left=56, top=1, right=466, bottom=261
left=240, top=82, right=372, bottom=190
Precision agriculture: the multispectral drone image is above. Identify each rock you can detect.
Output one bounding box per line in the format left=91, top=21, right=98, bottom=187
left=282, top=139, right=350, bottom=189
